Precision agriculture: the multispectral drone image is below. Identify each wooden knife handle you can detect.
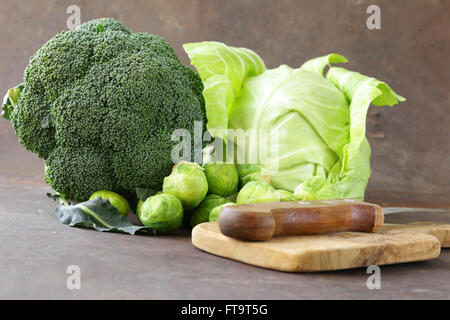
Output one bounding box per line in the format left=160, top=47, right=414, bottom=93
left=218, top=199, right=384, bottom=241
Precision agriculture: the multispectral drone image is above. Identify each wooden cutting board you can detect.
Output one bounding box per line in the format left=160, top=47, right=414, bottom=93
left=383, top=223, right=450, bottom=248
left=192, top=222, right=449, bottom=272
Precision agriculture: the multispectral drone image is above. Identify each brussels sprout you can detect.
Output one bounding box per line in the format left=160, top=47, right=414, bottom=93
left=136, top=200, right=144, bottom=217
left=209, top=202, right=235, bottom=222
left=163, top=162, right=208, bottom=210
left=204, top=162, right=239, bottom=196
left=236, top=164, right=271, bottom=189
left=236, top=181, right=280, bottom=204
left=89, top=190, right=130, bottom=216
left=293, top=176, right=339, bottom=200
left=190, top=194, right=229, bottom=227
left=136, top=190, right=163, bottom=216
left=139, top=193, right=183, bottom=234
left=277, top=189, right=296, bottom=202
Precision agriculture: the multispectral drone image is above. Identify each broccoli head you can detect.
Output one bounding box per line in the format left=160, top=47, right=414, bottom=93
left=6, top=18, right=206, bottom=201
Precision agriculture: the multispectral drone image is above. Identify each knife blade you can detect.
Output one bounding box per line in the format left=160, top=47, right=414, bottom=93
left=382, top=207, right=449, bottom=214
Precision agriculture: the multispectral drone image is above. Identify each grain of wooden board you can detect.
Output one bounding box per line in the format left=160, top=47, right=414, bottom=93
left=191, top=222, right=449, bottom=272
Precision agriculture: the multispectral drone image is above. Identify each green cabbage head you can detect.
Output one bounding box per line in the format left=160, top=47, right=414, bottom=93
left=183, top=42, right=405, bottom=200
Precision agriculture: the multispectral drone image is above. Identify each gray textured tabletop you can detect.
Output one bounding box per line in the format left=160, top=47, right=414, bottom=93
left=0, top=176, right=449, bottom=300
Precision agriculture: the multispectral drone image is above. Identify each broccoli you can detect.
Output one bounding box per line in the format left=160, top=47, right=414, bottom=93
left=4, top=18, right=206, bottom=201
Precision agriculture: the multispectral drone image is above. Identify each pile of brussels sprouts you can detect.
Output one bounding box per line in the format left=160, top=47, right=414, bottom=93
left=88, top=162, right=297, bottom=235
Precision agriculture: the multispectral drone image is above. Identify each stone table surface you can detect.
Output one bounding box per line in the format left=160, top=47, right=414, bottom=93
left=0, top=176, right=449, bottom=300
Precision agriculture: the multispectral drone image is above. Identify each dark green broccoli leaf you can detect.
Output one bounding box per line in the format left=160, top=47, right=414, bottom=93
left=54, top=195, right=151, bottom=235
left=135, top=187, right=159, bottom=201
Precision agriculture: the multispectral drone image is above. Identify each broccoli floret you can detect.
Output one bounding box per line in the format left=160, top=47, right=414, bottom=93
left=45, top=145, right=116, bottom=201
left=7, top=18, right=206, bottom=201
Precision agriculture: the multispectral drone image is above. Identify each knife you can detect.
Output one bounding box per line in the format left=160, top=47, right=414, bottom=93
left=218, top=199, right=449, bottom=241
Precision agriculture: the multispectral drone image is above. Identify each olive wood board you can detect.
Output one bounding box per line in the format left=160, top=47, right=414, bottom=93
left=191, top=222, right=450, bottom=272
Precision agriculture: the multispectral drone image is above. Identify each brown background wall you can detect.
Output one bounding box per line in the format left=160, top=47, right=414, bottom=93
left=0, top=0, right=448, bottom=201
